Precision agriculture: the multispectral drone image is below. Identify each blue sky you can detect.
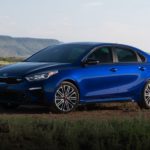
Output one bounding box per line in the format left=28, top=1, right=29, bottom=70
left=0, top=0, right=150, bottom=51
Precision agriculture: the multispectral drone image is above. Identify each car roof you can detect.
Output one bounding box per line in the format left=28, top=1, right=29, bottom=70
left=60, top=42, right=137, bottom=49
left=59, top=42, right=150, bottom=61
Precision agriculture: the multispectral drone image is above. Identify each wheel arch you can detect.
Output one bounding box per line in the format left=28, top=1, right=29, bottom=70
left=62, top=79, right=80, bottom=94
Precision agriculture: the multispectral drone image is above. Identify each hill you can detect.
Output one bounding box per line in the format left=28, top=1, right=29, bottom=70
left=0, top=35, right=61, bottom=57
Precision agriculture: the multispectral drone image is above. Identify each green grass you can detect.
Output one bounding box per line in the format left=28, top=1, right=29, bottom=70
left=0, top=116, right=149, bottom=150
left=0, top=57, right=24, bottom=65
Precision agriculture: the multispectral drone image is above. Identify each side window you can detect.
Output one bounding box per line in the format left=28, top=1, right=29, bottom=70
left=88, top=47, right=113, bottom=63
left=137, top=52, right=146, bottom=62
left=115, top=48, right=138, bottom=62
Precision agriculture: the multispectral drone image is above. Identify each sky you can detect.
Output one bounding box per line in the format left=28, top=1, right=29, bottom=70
left=0, top=0, right=150, bottom=51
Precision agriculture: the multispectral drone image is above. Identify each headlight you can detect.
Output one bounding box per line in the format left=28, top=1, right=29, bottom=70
left=25, top=70, right=58, bottom=82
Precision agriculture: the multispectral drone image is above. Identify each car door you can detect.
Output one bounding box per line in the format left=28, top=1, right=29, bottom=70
left=108, top=46, right=147, bottom=99
left=80, top=46, right=147, bottom=103
left=80, top=46, right=123, bottom=102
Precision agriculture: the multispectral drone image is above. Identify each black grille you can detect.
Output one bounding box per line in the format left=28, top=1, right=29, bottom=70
left=0, top=77, right=23, bottom=84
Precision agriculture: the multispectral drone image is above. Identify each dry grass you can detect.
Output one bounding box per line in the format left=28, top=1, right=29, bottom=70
left=0, top=107, right=149, bottom=150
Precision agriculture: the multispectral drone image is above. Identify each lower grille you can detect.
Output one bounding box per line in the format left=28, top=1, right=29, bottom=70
left=0, top=92, right=25, bottom=102
left=0, top=77, right=23, bottom=84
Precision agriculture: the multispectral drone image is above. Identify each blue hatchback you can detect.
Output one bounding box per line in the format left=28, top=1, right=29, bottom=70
left=0, top=42, right=150, bottom=113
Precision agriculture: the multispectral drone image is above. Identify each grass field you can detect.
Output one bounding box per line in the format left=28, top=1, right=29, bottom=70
left=0, top=108, right=150, bottom=150
left=0, top=103, right=148, bottom=150
left=0, top=57, right=23, bottom=65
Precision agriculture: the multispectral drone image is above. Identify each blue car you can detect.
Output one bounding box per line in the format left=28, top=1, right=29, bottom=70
left=0, top=42, right=150, bottom=113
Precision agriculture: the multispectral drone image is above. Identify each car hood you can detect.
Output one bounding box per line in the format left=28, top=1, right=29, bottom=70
left=0, top=62, right=72, bottom=77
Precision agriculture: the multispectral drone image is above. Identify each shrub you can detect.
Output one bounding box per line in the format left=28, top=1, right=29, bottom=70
left=0, top=116, right=149, bottom=150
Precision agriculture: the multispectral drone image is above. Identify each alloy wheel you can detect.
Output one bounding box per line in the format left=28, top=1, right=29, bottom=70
left=54, top=82, right=79, bottom=112
left=144, top=83, right=150, bottom=106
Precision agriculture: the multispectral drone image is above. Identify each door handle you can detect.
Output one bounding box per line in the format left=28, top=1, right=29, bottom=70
left=139, top=66, right=146, bottom=71
left=110, top=68, right=118, bottom=72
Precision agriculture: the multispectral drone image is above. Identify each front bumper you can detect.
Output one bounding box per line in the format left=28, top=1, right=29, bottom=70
left=0, top=80, right=55, bottom=105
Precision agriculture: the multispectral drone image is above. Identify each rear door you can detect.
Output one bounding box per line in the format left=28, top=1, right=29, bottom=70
left=109, top=46, right=147, bottom=99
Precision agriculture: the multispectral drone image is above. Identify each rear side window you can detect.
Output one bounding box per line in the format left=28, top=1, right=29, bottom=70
left=115, top=48, right=138, bottom=62
left=88, top=47, right=113, bottom=63
left=137, top=52, right=146, bottom=62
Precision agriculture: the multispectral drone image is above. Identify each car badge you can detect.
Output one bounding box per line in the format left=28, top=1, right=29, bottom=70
left=2, top=73, right=8, bottom=77
left=3, top=73, right=8, bottom=77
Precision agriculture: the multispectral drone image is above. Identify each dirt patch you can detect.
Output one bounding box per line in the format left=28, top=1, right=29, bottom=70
left=0, top=102, right=149, bottom=121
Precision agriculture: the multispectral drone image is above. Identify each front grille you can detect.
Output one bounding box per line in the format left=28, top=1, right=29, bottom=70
left=0, top=77, right=23, bottom=84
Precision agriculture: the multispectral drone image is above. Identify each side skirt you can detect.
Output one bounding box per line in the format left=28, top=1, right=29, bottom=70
left=80, top=97, right=135, bottom=104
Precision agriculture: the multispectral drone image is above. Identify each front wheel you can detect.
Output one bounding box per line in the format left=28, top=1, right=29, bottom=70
left=51, top=81, right=79, bottom=113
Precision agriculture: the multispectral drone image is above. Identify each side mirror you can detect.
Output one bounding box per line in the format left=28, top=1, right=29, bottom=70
left=83, top=58, right=100, bottom=65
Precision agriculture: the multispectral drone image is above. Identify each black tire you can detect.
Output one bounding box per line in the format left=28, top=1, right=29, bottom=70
left=139, top=81, right=150, bottom=109
left=51, top=81, right=79, bottom=113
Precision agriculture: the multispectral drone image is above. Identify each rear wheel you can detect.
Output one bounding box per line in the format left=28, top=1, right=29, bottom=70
left=140, top=81, right=150, bottom=109
left=51, top=81, right=79, bottom=113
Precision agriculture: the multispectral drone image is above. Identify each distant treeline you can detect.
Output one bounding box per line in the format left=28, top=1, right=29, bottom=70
left=0, top=57, right=24, bottom=63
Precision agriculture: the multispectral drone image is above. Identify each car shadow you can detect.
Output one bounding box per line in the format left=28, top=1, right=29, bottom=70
left=78, top=103, right=139, bottom=112
left=0, top=102, right=139, bottom=115
left=0, top=105, right=50, bottom=114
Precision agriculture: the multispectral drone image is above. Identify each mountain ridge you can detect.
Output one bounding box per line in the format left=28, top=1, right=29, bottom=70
left=0, top=35, right=61, bottom=57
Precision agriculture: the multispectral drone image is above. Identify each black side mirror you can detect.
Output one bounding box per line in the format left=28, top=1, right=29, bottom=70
left=83, top=58, right=100, bottom=65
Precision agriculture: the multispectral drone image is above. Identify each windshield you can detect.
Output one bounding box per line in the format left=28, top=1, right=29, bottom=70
left=26, top=44, right=91, bottom=63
